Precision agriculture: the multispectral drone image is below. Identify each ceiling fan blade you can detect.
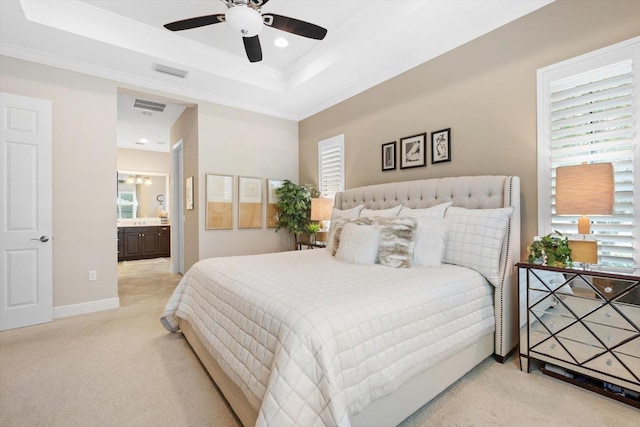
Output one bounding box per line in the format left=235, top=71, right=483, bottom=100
left=262, top=14, right=327, bottom=40
left=243, top=36, right=263, bottom=63
left=250, top=0, right=271, bottom=6
left=164, top=14, right=225, bottom=31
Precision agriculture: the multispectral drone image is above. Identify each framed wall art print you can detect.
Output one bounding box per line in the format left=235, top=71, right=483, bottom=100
left=400, top=133, right=426, bottom=169
left=382, top=141, right=396, bottom=171
left=431, top=128, right=451, bottom=164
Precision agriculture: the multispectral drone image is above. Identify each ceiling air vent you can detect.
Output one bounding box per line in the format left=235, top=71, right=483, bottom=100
left=153, top=63, right=189, bottom=79
left=132, top=98, right=166, bottom=113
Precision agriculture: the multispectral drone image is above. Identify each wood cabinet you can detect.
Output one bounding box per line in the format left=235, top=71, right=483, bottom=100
left=119, top=226, right=170, bottom=261
left=158, top=226, right=170, bottom=254
left=117, top=227, right=124, bottom=262
left=519, top=263, right=639, bottom=407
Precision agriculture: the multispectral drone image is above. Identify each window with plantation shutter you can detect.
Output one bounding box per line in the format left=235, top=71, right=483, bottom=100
left=537, top=37, right=639, bottom=268
left=318, top=135, right=344, bottom=199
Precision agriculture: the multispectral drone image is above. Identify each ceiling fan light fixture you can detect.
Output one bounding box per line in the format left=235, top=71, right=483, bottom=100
left=226, top=5, right=263, bottom=37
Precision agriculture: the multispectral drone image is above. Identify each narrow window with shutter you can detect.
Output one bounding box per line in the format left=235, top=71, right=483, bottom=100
left=537, top=37, right=639, bottom=268
left=318, top=135, right=344, bottom=199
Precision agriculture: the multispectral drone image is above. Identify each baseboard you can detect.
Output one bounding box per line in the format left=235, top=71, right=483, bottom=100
left=53, top=297, right=120, bottom=319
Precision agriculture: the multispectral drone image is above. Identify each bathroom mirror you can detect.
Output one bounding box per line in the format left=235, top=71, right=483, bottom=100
left=117, top=170, right=169, bottom=220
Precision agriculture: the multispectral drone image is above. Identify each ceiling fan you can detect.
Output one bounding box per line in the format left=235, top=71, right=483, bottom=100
left=163, top=0, right=328, bottom=63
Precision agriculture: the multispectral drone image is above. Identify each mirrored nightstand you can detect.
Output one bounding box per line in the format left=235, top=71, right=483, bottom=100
left=518, top=262, right=639, bottom=407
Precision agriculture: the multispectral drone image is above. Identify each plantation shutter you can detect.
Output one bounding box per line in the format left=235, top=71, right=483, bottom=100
left=538, top=38, right=639, bottom=268
left=318, top=135, right=344, bottom=199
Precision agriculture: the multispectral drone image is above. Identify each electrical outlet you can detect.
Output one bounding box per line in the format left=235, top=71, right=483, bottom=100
left=89, top=270, right=97, bottom=281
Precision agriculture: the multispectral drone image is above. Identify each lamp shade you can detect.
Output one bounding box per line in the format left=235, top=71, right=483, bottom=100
left=555, top=163, right=614, bottom=235
left=311, top=198, right=333, bottom=221
left=555, top=163, right=614, bottom=215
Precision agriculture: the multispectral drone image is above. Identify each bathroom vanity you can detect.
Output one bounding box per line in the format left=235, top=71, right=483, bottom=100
left=117, top=224, right=170, bottom=262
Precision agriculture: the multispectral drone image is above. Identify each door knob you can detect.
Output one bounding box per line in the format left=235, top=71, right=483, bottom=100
left=31, top=235, right=50, bottom=243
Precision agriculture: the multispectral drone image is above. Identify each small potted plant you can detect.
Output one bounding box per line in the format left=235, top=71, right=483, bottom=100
left=527, top=232, right=573, bottom=267
left=305, top=222, right=321, bottom=244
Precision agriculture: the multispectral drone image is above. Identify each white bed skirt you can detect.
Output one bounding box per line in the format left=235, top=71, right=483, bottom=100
left=180, top=318, right=494, bottom=427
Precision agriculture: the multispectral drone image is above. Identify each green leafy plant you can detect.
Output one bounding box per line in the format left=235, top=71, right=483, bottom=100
left=274, top=180, right=312, bottom=245
left=303, top=183, right=320, bottom=198
left=305, top=222, right=321, bottom=234
left=527, top=231, right=572, bottom=267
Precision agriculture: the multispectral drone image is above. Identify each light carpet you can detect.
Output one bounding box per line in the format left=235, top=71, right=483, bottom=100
left=0, top=259, right=637, bottom=426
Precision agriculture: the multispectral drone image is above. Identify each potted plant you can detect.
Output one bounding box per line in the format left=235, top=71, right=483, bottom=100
left=305, top=222, right=322, bottom=244
left=527, top=232, right=573, bottom=267
left=274, top=180, right=312, bottom=247
left=304, top=183, right=320, bottom=198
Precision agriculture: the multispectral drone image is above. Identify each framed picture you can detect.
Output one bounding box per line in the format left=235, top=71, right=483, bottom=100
left=185, top=176, right=194, bottom=210
left=400, top=133, right=426, bottom=169
left=431, top=128, right=451, bottom=164
left=239, top=176, right=263, bottom=229
left=205, top=174, right=233, bottom=230
left=381, top=141, right=396, bottom=171
left=266, top=179, right=283, bottom=228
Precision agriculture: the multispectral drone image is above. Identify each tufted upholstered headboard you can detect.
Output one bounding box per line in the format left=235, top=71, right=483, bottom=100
left=335, top=175, right=521, bottom=362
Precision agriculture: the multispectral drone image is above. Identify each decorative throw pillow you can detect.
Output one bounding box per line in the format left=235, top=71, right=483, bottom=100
left=399, top=202, right=452, bottom=219
left=444, top=206, right=514, bottom=287
left=374, top=217, right=418, bottom=268
left=330, top=217, right=350, bottom=255
left=412, top=217, right=447, bottom=267
left=335, top=223, right=380, bottom=265
left=326, top=204, right=364, bottom=252
left=332, top=217, right=417, bottom=268
left=359, top=204, right=402, bottom=218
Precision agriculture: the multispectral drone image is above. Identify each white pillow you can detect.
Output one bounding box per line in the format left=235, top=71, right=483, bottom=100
left=444, top=206, right=514, bottom=287
left=327, top=204, right=364, bottom=252
left=399, top=202, right=452, bottom=219
left=359, top=205, right=402, bottom=218
left=335, top=223, right=380, bottom=265
left=331, top=204, right=364, bottom=221
left=413, top=217, right=447, bottom=267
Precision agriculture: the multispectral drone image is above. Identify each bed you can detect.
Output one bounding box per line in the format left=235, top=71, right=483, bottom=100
left=161, top=175, right=521, bottom=427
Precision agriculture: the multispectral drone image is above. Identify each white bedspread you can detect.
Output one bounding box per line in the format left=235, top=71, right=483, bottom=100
left=161, top=249, right=495, bottom=427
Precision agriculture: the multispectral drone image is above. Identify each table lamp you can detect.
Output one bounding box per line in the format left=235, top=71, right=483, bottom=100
left=555, top=162, right=614, bottom=264
left=311, top=198, right=333, bottom=243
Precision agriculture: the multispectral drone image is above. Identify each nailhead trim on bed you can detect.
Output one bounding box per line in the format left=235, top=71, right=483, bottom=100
left=335, top=175, right=521, bottom=360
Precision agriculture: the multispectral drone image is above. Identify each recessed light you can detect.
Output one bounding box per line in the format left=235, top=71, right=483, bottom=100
left=274, top=37, right=288, bottom=48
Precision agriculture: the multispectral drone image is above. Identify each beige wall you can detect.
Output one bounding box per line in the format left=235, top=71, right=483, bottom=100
left=171, top=102, right=298, bottom=270
left=117, top=147, right=171, bottom=174
left=1, top=56, right=299, bottom=313
left=196, top=103, right=298, bottom=259
left=170, top=106, right=200, bottom=271
left=298, top=0, right=640, bottom=259
left=0, top=56, right=118, bottom=309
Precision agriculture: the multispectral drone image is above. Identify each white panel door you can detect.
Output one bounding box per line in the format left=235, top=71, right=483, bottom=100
left=0, top=92, right=53, bottom=331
